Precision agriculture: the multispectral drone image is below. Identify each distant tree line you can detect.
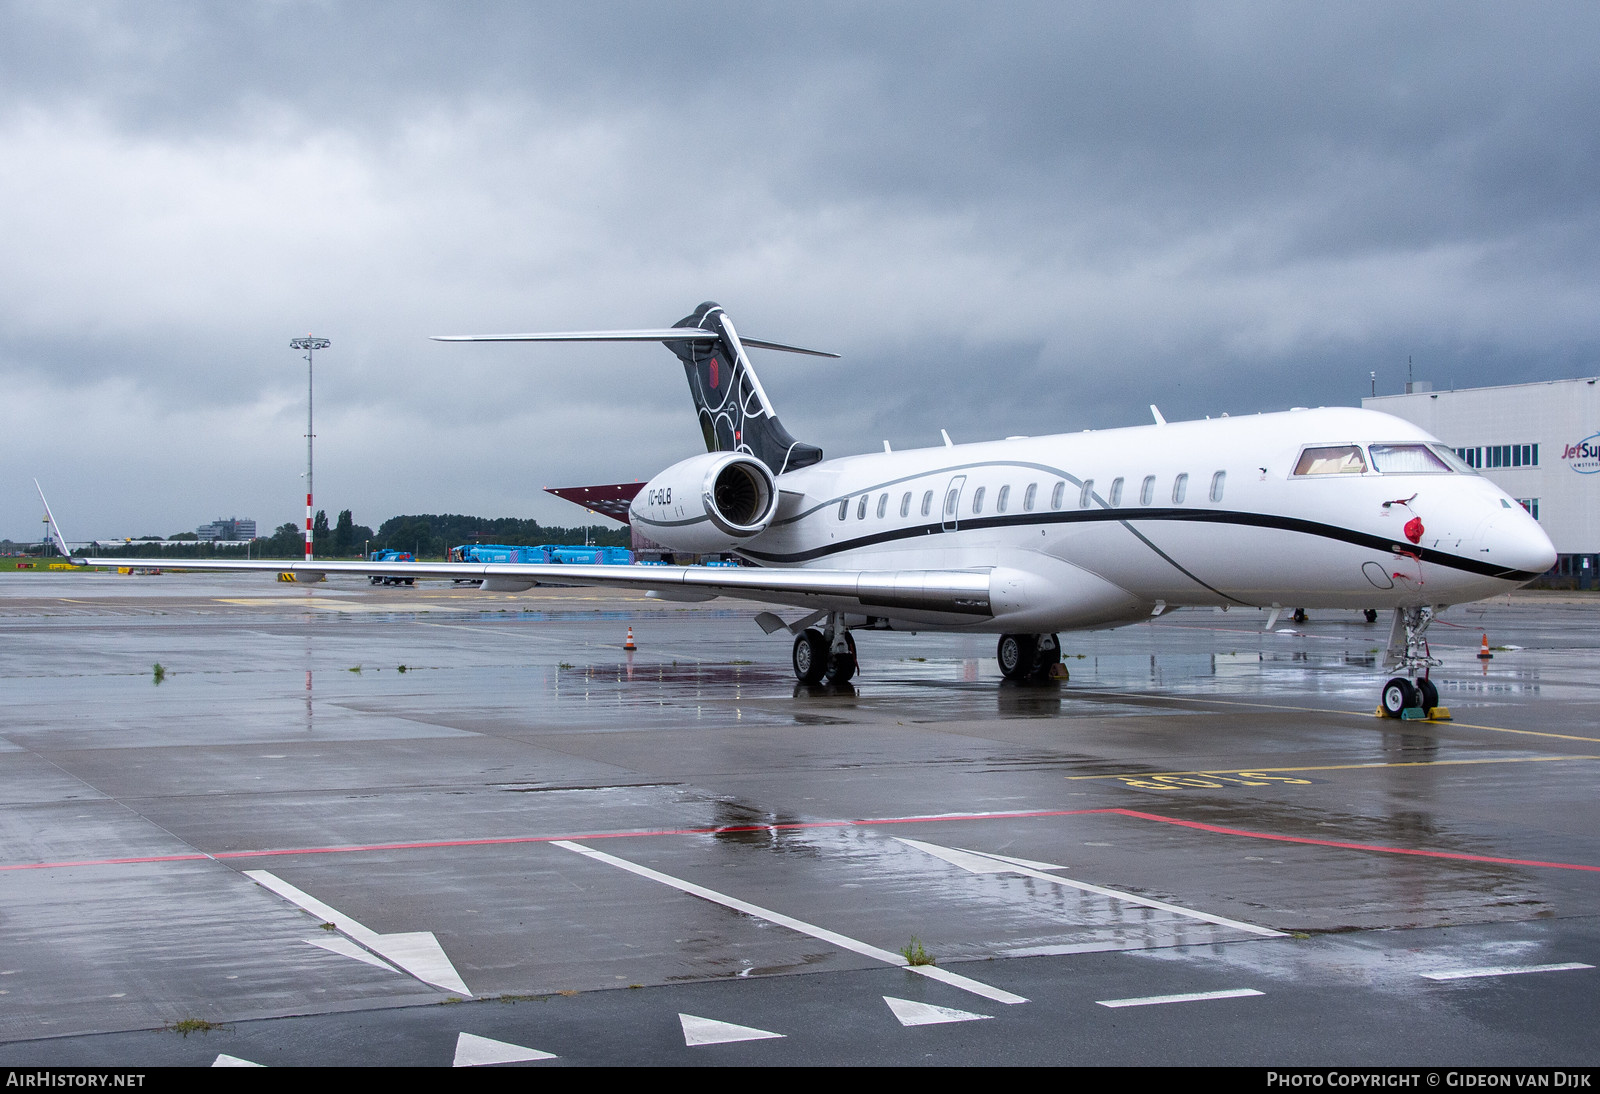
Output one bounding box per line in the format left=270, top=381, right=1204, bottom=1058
left=370, top=513, right=627, bottom=559
left=68, top=509, right=625, bottom=561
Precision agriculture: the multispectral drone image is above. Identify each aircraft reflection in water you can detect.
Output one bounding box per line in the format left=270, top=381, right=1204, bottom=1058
left=51, top=302, right=1555, bottom=716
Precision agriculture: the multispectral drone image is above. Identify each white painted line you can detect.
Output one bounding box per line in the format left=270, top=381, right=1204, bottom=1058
left=212, top=1054, right=264, bottom=1067
left=453, top=1032, right=557, bottom=1066
left=552, top=840, right=1027, bottom=1005
left=1422, top=962, right=1593, bottom=981
left=1097, top=988, right=1265, bottom=1008
left=679, top=1013, right=785, bottom=1046
left=304, top=934, right=397, bottom=971
left=895, top=838, right=1286, bottom=938
left=1100, top=985, right=1260, bottom=1010
left=883, top=996, right=992, bottom=1026
left=244, top=869, right=472, bottom=996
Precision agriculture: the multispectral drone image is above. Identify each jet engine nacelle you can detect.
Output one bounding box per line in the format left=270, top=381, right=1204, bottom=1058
left=630, top=452, right=779, bottom=554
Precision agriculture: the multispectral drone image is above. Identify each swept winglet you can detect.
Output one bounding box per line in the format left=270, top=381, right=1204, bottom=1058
left=33, top=481, right=78, bottom=562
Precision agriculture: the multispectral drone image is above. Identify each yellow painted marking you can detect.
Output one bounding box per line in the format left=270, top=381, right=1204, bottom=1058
left=1074, top=689, right=1600, bottom=745
left=1071, top=755, right=1600, bottom=789
left=1068, top=756, right=1600, bottom=781
left=1418, top=721, right=1600, bottom=745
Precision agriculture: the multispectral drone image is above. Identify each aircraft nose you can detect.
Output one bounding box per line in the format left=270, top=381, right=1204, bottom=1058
left=1485, top=505, right=1557, bottom=577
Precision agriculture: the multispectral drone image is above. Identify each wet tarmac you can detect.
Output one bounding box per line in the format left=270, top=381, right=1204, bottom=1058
left=1, top=572, right=1597, bottom=1065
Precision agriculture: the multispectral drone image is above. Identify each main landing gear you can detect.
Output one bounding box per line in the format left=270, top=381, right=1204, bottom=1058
left=792, top=614, right=857, bottom=684
left=997, top=633, right=1064, bottom=682
left=1379, top=606, right=1442, bottom=718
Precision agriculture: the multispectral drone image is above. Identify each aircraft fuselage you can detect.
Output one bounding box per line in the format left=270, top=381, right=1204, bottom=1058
left=725, top=406, right=1554, bottom=633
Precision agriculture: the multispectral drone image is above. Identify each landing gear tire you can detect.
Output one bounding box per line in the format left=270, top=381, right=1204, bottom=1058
left=997, top=634, right=1039, bottom=681
left=793, top=629, right=828, bottom=685
left=827, top=632, right=858, bottom=683
left=1031, top=634, right=1063, bottom=681
left=1381, top=676, right=1417, bottom=719
left=1292, top=608, right=1308, bottom=624
left=1364, top=609, right=1379, bottom=623
left=1416, top=677, right=1439, bottom=712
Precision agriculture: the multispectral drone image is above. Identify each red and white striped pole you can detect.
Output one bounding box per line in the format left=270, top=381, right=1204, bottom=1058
left=290, top=336, right=330, bottom=562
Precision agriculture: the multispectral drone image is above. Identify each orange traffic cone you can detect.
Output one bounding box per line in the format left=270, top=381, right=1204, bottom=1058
left=1477, top=634, right=1493, bottom=660
left=624, top=627, right=637, bottom=651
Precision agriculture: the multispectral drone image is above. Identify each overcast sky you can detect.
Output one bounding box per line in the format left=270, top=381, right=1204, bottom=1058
left=4, top=1, right=1598, bottom=541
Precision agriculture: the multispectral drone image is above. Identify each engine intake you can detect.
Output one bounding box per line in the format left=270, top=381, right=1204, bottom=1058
left=630, top=452, right=780, bottom=553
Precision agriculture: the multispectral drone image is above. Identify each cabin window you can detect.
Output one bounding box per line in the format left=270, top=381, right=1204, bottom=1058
left=922, top=490, right=934, bottom=517
left=972, top=486, right=986, bottom=514
left=856, top=495, right=868, bottom=519
left=1369, top=444, right=1451, bottom=474
left=1140, top=475, right=1155, bottom=505
left=1172, top=473, right=1188, bottom=504
left=945, top=488, right=959, bottom=516
left=838, top=499, right=848, bottom=520
left=874, top=494, right=886, bottom=518
left=1079, top=479, right=1094, bottom=508
left=1210, top=470, right=1226, bottom=502
left=1109, top=477, right=1124, bottom=506
left=900, top=492, right=912, bottom=518
left=1293, top=445, right=1366, bottom=476
left=997, top=485, right=1010, bottom=513
left=1023, top=483, right=1037, bottom=511
left=1050, top=481, right=1065, bottom=509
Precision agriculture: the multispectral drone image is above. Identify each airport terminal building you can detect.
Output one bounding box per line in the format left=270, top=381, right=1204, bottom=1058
left=1364, top=376, right=1599, bottom=586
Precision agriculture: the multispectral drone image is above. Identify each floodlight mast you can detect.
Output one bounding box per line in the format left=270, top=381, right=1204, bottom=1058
left=290, top=336, right=330, bottom=562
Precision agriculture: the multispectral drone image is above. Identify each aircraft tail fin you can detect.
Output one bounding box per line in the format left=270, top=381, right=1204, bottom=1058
left=664, top=302, right=824, bottom=475
left=433, top=303, right=832, bottom=475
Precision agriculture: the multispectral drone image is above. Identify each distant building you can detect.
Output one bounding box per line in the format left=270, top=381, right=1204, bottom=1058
left=1364, top=376, right=1598, bottom=585
left=196, top=517, right=257, bottom=541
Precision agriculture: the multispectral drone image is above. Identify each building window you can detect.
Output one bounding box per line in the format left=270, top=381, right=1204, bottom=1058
left=1517, top=498, right=1541, bottom=520
left=1172, top=473, right=1188, bottom=504
left=1210, top=470, right=1226, bottom=502
left=1458, top=443, right=1538, bottom=469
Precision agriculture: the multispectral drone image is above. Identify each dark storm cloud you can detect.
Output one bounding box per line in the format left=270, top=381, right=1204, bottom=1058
left=3, top=1, right=1599, bottom=538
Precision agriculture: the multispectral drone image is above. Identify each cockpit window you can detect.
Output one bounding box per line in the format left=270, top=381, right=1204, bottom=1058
left=1293, top=445, right=1367, bottom=476
left=1369, top=444, right=1451, bottom=474
left=1429, top=444, right=1476, bottom=474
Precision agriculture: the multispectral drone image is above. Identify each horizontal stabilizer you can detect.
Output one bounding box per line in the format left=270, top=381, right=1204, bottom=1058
left=432, top=328, right=839, bottom=358
left=544, top=481, right=645, bottom=525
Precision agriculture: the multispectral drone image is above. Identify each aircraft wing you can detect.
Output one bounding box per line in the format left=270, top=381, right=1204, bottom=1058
left=70, top=556, right=993, bottom=625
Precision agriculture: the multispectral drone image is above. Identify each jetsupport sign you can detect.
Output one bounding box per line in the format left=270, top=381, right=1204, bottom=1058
left=1561, top=432, right=1600, bottom=474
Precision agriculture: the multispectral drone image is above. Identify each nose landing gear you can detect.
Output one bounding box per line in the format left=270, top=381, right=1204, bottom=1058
left=1379, top=606, right=1443, bottom=719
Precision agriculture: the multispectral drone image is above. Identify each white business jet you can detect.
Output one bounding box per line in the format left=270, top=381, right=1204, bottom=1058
left=50, top=302, right=1555, bottom=716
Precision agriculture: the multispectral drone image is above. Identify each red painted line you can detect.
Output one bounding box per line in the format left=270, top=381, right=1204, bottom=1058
left=1104, top=808, right=1600, bottom=873
left=4, top=806, right=1596, bottom=875
left=1, top=809, right=1108, bottom=872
